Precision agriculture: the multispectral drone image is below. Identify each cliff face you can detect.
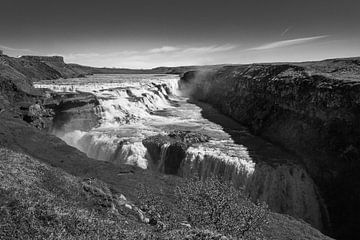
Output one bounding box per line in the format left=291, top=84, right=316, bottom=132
left=180, top=58, right=360, bottom=239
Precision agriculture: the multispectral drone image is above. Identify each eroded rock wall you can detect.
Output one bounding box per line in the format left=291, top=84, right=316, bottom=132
left=180, top=61, right=360, bottom=239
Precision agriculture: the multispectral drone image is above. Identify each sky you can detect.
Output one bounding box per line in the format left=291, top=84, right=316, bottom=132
left=1, top=0, right=360, bottom=68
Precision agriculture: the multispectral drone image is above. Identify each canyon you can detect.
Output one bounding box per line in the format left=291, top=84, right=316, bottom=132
left=1, top=53, right=358, bottom=239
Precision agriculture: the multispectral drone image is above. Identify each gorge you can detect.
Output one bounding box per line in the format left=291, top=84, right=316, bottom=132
left=1, top=53, right=358, bottom=239
left=33, top=72, right=329, bottom=231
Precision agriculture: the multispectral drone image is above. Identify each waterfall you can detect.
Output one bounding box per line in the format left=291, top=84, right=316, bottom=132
left=110, top=141, right=148, bottom=169
left=157, top=143, right=170, bottom=172
left=36, top=74, right=180, bottom=169
left=180, top=144, right=255, bottom=189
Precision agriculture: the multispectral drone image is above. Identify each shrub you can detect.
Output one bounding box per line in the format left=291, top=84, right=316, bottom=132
left=138, top=177, right=268, bottom=239
left=175, top=177, right=268, bottom=239
left=137, top=184, right=180, bottom=231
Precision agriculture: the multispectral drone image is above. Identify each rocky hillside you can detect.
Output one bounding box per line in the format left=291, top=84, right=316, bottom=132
left=180, top=57, right=360, bottom=239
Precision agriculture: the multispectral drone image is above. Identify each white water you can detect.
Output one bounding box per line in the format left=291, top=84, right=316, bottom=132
left=35, top=74, right=255, bottom=173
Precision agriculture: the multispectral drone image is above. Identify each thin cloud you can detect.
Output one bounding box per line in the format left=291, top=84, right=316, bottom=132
left=248, top=35, right=329, bottom=51
left=148, top=46, right=179, bottom=54
left=181, top=44, right=237, bottom=54
left=0, top=44, right=33, bottom=52
left=149, top=45, right=237, bottom=55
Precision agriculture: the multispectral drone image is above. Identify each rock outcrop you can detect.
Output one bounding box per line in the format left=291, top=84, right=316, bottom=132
left=180, top=58, right=360, bottom=239
left=44, top=91, right=101, bottom=133
left=143, top=130, right=209, bottom=174
left=22, top=102, right=54, bottom=129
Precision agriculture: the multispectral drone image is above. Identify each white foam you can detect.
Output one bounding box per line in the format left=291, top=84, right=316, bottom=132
left=36, top=74, right=179, bottom=169
left=185, top=141, right=255, bottom=176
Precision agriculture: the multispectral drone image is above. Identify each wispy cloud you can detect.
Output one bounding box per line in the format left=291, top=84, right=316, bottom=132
left=248, top=35, right=329, bottom=51
left=148, top=46, right=179, bottom=54
left=181, top=44, right=237, bottom=54
left=0, top=44, right=33, bottom=52
left=148, top=44, right=236, bottom=55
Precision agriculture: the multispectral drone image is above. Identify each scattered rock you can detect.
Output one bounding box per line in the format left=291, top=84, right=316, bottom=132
left=22, top=101, right=54, bottom=129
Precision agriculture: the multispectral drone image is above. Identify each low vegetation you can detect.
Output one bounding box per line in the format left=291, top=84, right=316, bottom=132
left=137, top=177, right=269, bottom=239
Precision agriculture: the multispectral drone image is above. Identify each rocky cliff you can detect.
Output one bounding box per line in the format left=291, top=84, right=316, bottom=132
left=180, top=58, right=360, bottom=239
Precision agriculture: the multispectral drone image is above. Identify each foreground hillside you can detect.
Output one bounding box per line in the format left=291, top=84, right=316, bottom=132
left=180, top=57, right=360, bottom=239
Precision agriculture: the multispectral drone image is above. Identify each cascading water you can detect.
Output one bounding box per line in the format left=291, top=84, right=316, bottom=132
left=181, top=142, right=255, bottom=188
left=35, top=74, right=180, bottom=168
left=36, top=74, right=253, bottom=171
